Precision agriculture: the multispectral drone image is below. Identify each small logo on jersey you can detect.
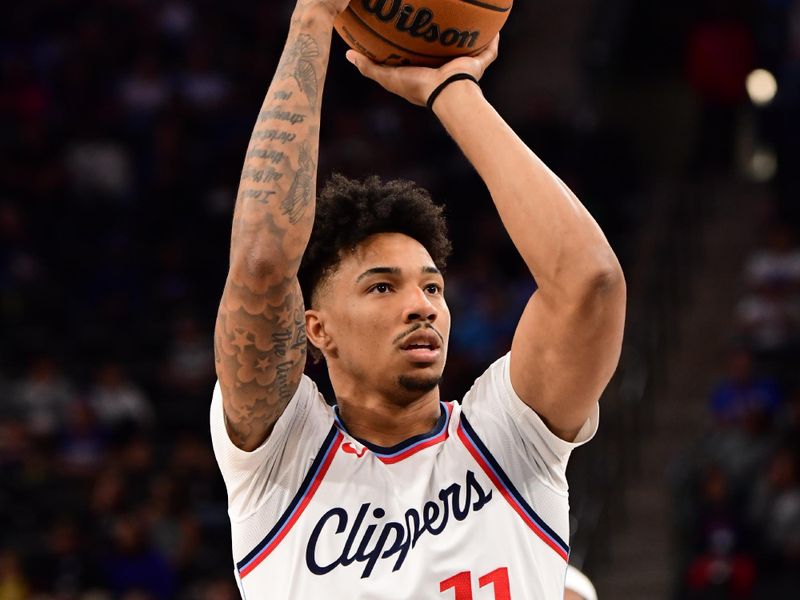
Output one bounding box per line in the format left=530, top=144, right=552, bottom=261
left=342, top=442, right=367, bottom=458
left=305, top=470, right=493, bottom=578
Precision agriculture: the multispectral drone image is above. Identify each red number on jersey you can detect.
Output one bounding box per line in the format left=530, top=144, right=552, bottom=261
left=479, top=567, right=510, bottom=600
left=440, top=567, right=510, bottom=599
left=439, top=571, right=473, bottom=600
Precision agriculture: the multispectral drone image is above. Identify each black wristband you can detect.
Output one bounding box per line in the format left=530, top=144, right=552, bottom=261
left=426, top=73, right=480, bottom=111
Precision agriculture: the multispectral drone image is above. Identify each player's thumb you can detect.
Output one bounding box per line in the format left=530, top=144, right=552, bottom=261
left=346, top=50, right=383, bottom=82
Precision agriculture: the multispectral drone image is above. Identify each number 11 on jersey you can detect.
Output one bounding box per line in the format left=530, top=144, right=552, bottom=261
left=440, top=567, right=511, bottom=600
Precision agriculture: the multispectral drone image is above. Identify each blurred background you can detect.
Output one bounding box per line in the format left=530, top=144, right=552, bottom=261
left=1, top=0, right=799, bottom=598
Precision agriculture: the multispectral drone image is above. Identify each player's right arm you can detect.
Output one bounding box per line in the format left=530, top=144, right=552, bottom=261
left=214, top=0, right=347, bottom=452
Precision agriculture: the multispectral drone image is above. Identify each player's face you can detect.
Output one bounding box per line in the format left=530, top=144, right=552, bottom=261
left=312, top=232, right=450, bottom=397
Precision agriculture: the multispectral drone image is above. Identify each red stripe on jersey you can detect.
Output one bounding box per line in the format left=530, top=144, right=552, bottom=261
left=457, top=425, right=569, bottom=562
left=240, top=431, right=343, bottom=578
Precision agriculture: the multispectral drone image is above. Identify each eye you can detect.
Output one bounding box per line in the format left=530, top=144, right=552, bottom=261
left=369, top=282, right=392, bottom=294
left=425, top=283, right=442, bottom=295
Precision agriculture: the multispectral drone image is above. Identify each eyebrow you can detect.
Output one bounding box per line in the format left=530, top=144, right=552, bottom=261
left=356, top=266, right=441, bottom=283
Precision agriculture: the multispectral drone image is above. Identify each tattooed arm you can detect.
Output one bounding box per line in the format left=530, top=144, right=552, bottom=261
left=215, top=0, right=348, bottom=451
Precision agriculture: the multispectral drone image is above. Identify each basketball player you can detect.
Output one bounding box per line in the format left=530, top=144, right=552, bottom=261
left=211, top=0, right=626, bottom=597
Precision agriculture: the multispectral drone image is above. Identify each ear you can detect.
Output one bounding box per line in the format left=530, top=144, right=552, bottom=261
left=305, top=309, right=337, bottom=358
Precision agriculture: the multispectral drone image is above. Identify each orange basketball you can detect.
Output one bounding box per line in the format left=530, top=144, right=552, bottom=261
left=334, top=0, right=513, bottom=67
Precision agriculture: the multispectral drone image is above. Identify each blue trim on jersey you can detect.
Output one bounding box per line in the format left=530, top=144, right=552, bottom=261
left=236, top=425, right=340, bottom=572
left=333, top=401, right=449, bottom=457
left=459, top=414, right=570, bottom=556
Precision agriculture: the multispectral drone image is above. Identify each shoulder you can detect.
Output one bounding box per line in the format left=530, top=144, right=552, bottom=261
left=460, top=353, right=598, bottom=472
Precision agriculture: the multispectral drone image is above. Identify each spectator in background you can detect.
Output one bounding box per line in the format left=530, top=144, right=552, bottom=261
left=177, top=43, right=231, bottom=112
left=101, top=512, right=175, bottom=599
left=13, top=356, right=75, bottom=436
left=118, top=52, right=171, bottom=122
left=709, top=348, right=782, bottom=426
left=31, top=518, right=101, bottom=595
left=700, top=401, right=777, bottom=500
left=685, top=467, right=757, bottom=599
left=738, top=224, right=800, bottom=380
left=744, top=224, right=800, bottom=292
left=89, top=362, right=154, bottom=432
left=748, top=449, right=800, bottom=572
left=736, top=270, right=800, bottom=351
left=58, top=400, right=107, bottom=478
left=143, top=475, right=201, bottom=581
left=162, top=316, right=215, bottom=398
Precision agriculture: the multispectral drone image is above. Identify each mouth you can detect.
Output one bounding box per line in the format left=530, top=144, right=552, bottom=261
left=398, top=329, right=442, bottom=364
left=399, top=346, right=441, bottom=363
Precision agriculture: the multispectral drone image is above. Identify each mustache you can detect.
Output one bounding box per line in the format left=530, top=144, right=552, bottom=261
left=393, top=323, right=444, bottom=346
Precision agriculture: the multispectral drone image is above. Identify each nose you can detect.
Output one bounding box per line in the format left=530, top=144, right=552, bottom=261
left=402, top=287, right=438, bottom=324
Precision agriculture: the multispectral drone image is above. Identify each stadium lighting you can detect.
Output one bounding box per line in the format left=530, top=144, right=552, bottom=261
left=749, top=146, right=778, bottom=182
left=746, top=69, right=778, bottom=106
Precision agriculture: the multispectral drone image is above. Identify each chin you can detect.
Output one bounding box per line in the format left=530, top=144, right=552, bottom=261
left=397, top=372, right=443, bottom=393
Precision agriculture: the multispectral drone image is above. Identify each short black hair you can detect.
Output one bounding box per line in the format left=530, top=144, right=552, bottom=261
left=298, top=173, right=452, bottom=310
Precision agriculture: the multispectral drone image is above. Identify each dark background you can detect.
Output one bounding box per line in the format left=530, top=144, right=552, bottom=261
left=1, top=0, right=799, bottom=598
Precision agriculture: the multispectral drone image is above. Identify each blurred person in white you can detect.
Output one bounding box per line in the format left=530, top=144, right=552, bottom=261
left=164, top=316, right=215, bottom=395
left=736, top=279, right=800, bottom=354
left=117, top=52, right=170, bottom=118
left=744, top=224, right=800, bottom=291
left=564, top=565, right=598, bottom=600
left=737, top=224, right=800, bottom=359
left=89, top=362, right=154, bottom=430
left=177, top=43, right=231, bottom=111
left=13, top=355, right=74, bottom=436
left=748, top=448, right=800, bottom=565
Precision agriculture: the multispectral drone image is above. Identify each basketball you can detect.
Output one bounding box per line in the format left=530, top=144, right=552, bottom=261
left=334, top=0, right=513, bottom=67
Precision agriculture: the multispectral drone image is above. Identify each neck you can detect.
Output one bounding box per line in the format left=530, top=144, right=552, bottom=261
left=334, top=386, right=442, bottom=448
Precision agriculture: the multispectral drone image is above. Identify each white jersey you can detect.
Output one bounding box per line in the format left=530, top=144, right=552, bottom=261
left=210, top=353, right=598, bottom=599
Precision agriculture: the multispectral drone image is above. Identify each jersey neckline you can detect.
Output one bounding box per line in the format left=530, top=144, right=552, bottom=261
left=332, top=401, right=452, bottom=460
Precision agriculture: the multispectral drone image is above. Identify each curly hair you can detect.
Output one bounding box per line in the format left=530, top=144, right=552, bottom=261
left=298, top=173, right=452, bottom=311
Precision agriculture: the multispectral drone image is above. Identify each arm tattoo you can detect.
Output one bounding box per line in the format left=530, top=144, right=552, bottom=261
left=277, top=34, right=321, bottom=110
left=282, top=143, right=315, bottom=224
left=216, top=280, right=307, bottom=450
left=215, top=15, right=332, bottom=450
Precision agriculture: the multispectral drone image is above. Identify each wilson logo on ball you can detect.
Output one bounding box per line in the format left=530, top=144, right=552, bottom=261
left=362, top=0, right=480, bottom=49
left=335, top=0, right=513, bottom=67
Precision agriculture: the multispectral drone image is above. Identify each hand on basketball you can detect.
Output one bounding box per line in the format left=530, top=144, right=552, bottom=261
left=345, top=35, right=500, bottom=107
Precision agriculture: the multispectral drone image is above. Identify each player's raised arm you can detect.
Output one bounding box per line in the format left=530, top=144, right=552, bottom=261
left=215, top=0, right=348, bottom=451
left=347, top=38, right=626, bottom=442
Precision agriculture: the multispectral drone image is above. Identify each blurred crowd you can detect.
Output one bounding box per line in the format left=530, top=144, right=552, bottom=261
left=669, top=0, right=800, bottom=598
left=675, top=220, right=800, bottom=599
left=0, top=1, right=642, bottom=597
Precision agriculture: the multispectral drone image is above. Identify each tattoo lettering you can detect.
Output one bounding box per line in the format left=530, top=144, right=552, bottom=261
left=241, top=166, right=283, bottom=184
left=245, top=149, right=285, bottom=164
left=274, top=90, right=293, bottom=100
left=251, top=129, right=297, bottom=144
left=237, top=189, right=276, bottom=204
left=259, top=109, right=306, bottom=125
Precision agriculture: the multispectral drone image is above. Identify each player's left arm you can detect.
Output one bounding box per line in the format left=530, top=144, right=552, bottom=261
left=347, top=38, right=626, bottom=441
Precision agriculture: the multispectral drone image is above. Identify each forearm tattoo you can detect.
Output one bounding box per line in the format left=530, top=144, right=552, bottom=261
left=215, top=17, right=330, bottom=450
